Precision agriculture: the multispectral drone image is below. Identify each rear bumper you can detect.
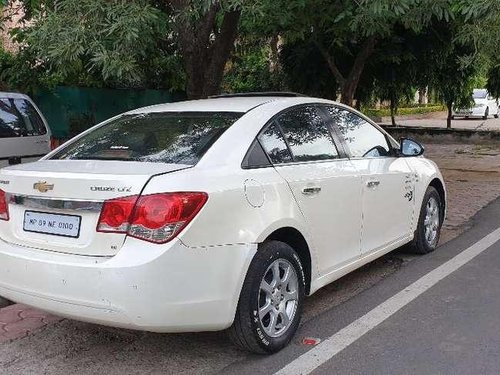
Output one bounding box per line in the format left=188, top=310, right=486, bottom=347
left=0, top=238, right=256, bottom=332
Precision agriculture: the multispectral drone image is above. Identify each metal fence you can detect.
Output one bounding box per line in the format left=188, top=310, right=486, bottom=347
left=32, top=86, right=185, bottom=139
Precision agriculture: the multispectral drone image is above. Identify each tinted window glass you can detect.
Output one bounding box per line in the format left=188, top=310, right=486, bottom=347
left=276, top=106, right=339, bottom=162
left=473, top=89, right=487, bottom=99
left=0, top=98, right=46, bottom=138
left=13, top=99, right=47, bottom=135
left=325, top=106, right=389, bottom=158
left=51, top=112, right=242, bottom=165
left=259, top=123, right=293, bottom=164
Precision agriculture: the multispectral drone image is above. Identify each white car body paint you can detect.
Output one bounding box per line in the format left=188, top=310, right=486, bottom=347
left=0, top=96, right=446, bottom=332
left=453, top=89, right=499, bottom=118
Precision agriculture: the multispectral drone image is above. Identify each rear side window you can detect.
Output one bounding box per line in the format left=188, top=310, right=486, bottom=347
left=0, top=98, right=47, bottom=138
left=258, top=123, right=293, bottom=164
left=51, top=112, right=243, bottom=165
left=276, top=106, right=339, bottom=162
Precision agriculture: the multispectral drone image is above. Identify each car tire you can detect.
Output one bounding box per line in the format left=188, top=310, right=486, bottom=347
left=408, top=186, right=443, bottom=255
left=0, top=297, right=12, bottom=308
left=483, top=107, right=489, bottom=120
left=228, top=240, right=305, bottom=354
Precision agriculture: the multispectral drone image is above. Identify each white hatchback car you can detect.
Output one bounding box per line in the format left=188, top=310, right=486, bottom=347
left=0, top=94, right=446, bottom=353
left=0, top=92, right=52, bottom=168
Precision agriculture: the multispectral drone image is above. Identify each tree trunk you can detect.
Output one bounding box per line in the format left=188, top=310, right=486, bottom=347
left=340, top=37, right=376, bottom=106
left=447, top=101, right=453, bottom=129
left=390, top=101, right=396, bottom=126
left=316, top=37, right=376, bottom=107
left=390, top=88, right=397, bottom=126
left=172, top=1, right=241, bottom=99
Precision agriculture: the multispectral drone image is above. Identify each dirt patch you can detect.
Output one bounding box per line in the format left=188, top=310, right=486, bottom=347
left=424, top=143, right=500, bottom=243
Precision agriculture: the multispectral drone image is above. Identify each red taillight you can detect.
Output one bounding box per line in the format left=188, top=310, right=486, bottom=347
left=96, top=192, right=208, bottom=244
left=96, top=195, right=138, bottom=233
left=50, top=138, right=59, bottom=150
left=0, top=189, right=9, bottom=221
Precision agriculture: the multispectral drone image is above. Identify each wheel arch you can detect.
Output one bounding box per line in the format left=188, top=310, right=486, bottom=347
left=429, top=177, right=446, bottom=219
left=263, top=227, right=313, bottom=295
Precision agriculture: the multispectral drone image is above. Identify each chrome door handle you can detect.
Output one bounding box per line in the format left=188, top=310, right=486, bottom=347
left=366, top=180, right=380, bottom=188
left=302, top=186, right=321, bottom=195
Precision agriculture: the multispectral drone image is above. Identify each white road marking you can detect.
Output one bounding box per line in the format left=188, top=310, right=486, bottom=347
left=275, top=227, right=500, bottom=375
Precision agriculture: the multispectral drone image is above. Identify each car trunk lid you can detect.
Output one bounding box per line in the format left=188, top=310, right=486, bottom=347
left=0, top=160, right=190, bottom=256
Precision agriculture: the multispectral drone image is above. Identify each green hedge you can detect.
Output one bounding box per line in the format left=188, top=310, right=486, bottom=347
left=364, top=105, right=445, bottom=118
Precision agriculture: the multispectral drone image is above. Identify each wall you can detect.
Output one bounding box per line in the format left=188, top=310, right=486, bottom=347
left=32, top=86, right=185, bottom=139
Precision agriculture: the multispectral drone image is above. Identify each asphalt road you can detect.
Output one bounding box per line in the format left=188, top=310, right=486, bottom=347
left=381, top=111, right=500, bottom=131
left=0, top=199, right=499, bottom=374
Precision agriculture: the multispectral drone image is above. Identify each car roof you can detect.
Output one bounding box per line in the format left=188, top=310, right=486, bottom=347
left=126, top=96, right=303, bottom=115
left=0, top=91, right=31, bottom=100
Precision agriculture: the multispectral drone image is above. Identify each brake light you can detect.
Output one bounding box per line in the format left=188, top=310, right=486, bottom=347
left=0, top=189, right=9, bottom=221
left=96, top=192, right=208, bottom=244
left=50, top=138, right=58, bottom=150
left=97, top=195, right=138, bottom=233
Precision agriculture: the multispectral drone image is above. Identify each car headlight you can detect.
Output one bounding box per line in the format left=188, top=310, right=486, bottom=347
left=475, top=103, right=486, bottom=108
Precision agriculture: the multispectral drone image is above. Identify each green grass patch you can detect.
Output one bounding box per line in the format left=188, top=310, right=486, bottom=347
left=364, top=105, right=445, bottom=118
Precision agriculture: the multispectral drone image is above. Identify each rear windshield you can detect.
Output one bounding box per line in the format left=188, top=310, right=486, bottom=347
left=473, top=90, right=487, bottom=99
left=51, top=112, right=243, bottom=165
left=0, top=98, right=47, bottom=138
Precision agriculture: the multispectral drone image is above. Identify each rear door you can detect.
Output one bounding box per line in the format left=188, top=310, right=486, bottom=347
left=0, top=96, right=51, bottom=164
left=323, top=106, right=415, bottom=255
left=258, top=105, right=362, bottom=276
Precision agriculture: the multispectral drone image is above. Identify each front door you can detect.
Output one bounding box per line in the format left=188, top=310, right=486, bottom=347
left=321, top=105, right=415, bottom=255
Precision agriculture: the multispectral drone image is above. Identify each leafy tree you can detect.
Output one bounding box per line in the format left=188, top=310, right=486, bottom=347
left=10, top=0, right=261, bottom=97
left=222, top=37, right=285, bottom=93
left=457, top=0, right=500, bottom=62
left=432, top=43, right=478, bottom=129
left=279, top=40, right=338, bottom=99
left=257, top=0, right=454, bottom=106
left=486, top=65, right=500, bottom=99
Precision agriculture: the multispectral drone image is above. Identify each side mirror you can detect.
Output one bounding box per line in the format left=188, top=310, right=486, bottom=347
left=400, top=138, right=424, bottom=157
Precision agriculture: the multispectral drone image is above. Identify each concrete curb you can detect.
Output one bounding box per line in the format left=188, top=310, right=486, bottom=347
left=380, top=125, right=500, bottom=144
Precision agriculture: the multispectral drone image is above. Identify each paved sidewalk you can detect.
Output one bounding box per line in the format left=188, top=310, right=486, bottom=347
left=0, top=304, right=61, bottom=343
left=380, top=111, right=500, bottom=131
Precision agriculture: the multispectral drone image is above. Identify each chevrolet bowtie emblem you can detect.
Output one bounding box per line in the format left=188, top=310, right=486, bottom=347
left=33, top=181, right=54, bottom=193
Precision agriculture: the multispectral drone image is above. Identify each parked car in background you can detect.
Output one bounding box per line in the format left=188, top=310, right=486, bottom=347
left=0, top=93, right=446, bottom=353
left=453, top=89, right=499, bottom=120
left=0, top=92, right=52, bottom=168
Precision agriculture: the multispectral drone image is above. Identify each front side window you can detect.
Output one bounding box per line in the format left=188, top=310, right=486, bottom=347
left=325, top=106, right=390, bottom=158
left=276, top=106, right=339, bottom=162
left=0, top=98, right=46, bottom=138
left=51, top=112, right=242, bottom=165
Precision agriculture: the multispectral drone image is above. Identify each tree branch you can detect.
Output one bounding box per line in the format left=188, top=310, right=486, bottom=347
left=314, top=40, right=346, bottom=87
left=346, top=36, right=377, bottom=84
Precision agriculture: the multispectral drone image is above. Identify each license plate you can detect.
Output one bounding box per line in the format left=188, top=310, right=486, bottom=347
left=23, top=211, right=81, bottom=238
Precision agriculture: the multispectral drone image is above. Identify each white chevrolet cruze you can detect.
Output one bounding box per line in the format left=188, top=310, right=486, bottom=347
left=0, top=94, right=446, bottom=353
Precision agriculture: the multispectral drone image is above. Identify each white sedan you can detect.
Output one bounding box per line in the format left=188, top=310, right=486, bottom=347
left=453, top=89, right=499, bottom=119
left=0, top=94, right=446, bottom=353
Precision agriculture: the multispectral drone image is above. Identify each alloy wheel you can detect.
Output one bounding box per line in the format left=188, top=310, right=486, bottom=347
left=258, top=259, right=299, bottom=338
left=424, top=197, right=440, bottom=247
